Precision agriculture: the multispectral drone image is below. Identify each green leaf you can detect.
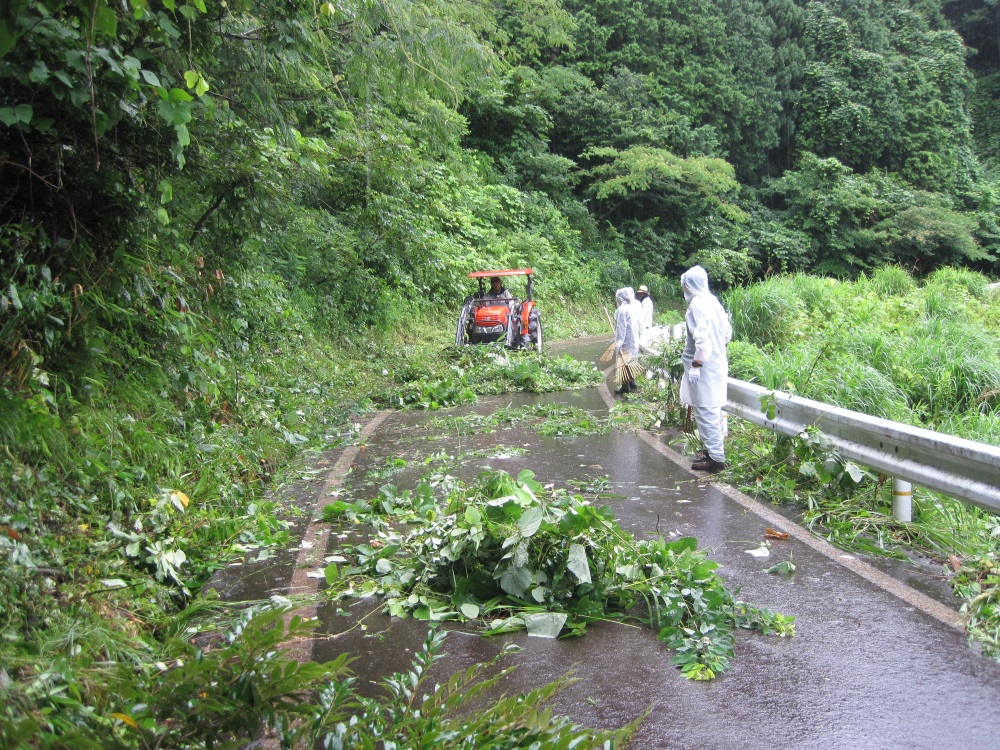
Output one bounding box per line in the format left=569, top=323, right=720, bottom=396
left=523, top=612, right=567, bottom=638
left=158, top=100, right=192, bottom=126
left=499, top=566, right=531, bottom=597
left=844, top=462, right=865, bottom=484
left=141, top=69, right=161, bottom=87
left=0, top=104, right=32, bottom=126
left=29, top=61, right=49, bottom=83
left=0, top=22, right=17, bottom=58
left=324, top=563, right=339, bottom=584
left=184, top=70, right=200, bottom=89
left=464, top=506, right=482, bottom=525
left=168, top=87, right=194, bottom=103
left=567, top=543, right=591, bottom=584
left=764, top=560, right=796, bottom=575
left=459, top=602, right=479, bottom=619
left=93, top=5, right=117, bottom=36
left=518, top=505, right=543, bottom=537
left=666, top=537, right=698, bottom=553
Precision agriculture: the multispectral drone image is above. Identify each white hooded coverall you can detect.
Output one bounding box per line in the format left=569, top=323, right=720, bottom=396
left=640, top=295, right=653, bottom=330
left=679, top=266, right=732, bottom=462
left=614, top=287, right=641, bottom=358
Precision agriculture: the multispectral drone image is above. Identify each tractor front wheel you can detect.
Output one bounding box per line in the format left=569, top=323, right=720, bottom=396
left=456, top=300, right=473, bottom=346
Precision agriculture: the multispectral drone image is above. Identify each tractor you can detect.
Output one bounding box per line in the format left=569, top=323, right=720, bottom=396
left=455, top=269, right=542, bottom=352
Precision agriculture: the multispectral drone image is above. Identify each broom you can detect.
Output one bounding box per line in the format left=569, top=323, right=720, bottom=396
left=614, top=349, right=644, bottom=387
left=599, top=306, right=616, bottom=363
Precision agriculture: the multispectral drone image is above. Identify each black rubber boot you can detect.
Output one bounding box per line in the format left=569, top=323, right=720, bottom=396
left=691, top=457, right=726, bottom=472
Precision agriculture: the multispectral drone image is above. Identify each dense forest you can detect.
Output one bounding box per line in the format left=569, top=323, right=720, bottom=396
left=3, top=0, right=1000, bottom=745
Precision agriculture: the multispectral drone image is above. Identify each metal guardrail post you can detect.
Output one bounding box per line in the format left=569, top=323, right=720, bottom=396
left=892, top=478, right=913, bottom=523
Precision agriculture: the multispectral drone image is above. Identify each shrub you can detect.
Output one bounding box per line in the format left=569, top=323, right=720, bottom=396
left=925, top=266, right=991, bottom=300
left=870, top=265, right=917, bottom=297
left=726, top=340, right=770, bottom=383
left=724, top=279, right=805, bottom=348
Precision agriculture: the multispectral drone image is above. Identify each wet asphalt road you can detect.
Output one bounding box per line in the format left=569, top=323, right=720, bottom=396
left=210, top=337, right=1000, bottom=750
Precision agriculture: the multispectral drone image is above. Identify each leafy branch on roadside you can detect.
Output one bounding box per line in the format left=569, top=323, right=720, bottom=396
left=326, top=468, right=794, bottom=680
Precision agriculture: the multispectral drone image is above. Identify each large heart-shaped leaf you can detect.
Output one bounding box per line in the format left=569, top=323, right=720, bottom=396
left=518, top=505, right=543, bottom=537
left=499, top=566, right=531, bottom=597
left=523, top=612, right=567, bottom=638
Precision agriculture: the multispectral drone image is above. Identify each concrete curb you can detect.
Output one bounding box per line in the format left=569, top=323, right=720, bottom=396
left=283, top=411, right=391, bottom=662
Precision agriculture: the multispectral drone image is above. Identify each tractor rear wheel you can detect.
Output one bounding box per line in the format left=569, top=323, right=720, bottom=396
left=529, top=310, right=543, bottom=353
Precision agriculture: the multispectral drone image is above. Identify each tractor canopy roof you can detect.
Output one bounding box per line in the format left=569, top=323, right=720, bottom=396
left=468, top=268, right=534, bottom=278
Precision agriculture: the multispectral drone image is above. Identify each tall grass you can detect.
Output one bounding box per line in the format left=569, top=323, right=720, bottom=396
left=787, top=272, right=842, bottom=317
left=926, top=266, right=991, bottom=300
left=725, top=279, right=805, bottom=348
left=869, top=265, right=917, bottom=297
left=727, top=267, right=1000, bottom=437
left=898, top=320, right=1000, bottom=421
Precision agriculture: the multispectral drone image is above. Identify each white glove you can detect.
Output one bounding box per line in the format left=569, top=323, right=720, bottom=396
left=688, top=367, right=701, bottom=385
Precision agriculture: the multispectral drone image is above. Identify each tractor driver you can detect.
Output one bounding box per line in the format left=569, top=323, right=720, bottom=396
left=481, top=276, right=513, bottom=302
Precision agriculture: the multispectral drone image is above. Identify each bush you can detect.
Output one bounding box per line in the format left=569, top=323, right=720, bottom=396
left=724, top=279, right=805, bottom=348
left=870, top=265, right=917, bottom=297
left=925, top=266, right=991, bottom=300
left=726, top=340, right=771, bottom=383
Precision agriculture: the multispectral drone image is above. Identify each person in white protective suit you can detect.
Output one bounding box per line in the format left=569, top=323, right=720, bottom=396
left=635, top=285, right=654, bottom=347
left=636, top=286, right=654, bottom=329
left=614, top=287, right=641, bottom=394
left=679, top=266, right=732, bottom=472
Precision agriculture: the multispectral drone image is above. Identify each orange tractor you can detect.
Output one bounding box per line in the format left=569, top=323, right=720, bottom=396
left=455, top=269, right=542, bottom=352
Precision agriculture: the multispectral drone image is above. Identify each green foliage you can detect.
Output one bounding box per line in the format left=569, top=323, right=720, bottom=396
left=953, top=556, right=1000, bottom=660
left=725, top=268, right=1000, bottom=423
left=377, top=346, right=603, bottom=409
left=725, top=280, right=805, bottom=348
left=870, top=265, right=918, bottom=296
left=925, top=265, right=993, bottom=299
left=798, top=2, right=976, bottom=191
left=1, top=607, right=637, bottom=748
left=332, top=468, right=793, bottom=678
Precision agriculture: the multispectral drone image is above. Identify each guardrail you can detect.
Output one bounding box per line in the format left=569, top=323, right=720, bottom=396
left=724, top=379, right=1000, bottom=513
left=643, top=319, right=1000, bottom=514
